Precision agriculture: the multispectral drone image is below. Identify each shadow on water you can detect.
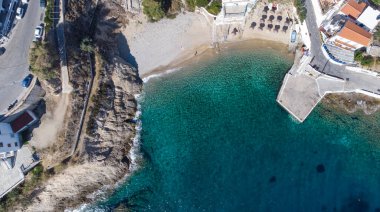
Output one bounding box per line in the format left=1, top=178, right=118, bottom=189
left=117, top=34, right=139, bottom=71
left=341, top=195, right=370, bottom=212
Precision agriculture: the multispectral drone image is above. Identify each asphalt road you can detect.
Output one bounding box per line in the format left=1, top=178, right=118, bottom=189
left=0, top=0, right=42, bottom=114
left=305, top=1, right=380, bottom=95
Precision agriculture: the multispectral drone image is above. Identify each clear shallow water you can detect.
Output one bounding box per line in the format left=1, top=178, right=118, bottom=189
left=96, top=47, right=380, bottom=211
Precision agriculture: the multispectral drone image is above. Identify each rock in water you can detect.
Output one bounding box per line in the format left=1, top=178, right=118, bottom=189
left=316, top=164, right=325, bottom=173
left=269, top=176, right=276, bottom=183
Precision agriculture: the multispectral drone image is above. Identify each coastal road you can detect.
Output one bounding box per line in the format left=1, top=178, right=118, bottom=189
left=305, top=0, right=380, bottom=95
left=0, top=0, right=43, bottom=114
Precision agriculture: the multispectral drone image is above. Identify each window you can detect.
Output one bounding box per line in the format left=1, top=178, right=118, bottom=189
left=0, top=142, right=3, bottom=147
left=15, top=142, right=18, bottom=147
left=7, top=144, right=11, bottom=147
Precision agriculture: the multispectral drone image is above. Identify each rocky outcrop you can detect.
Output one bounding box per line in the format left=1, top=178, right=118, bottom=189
left=24, top=57, right=142, bottom=211
left=323, top=93, right=380, bottom=115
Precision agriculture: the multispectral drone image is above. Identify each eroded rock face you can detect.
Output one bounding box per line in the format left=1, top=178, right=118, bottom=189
left=84, top=57, right=142, bottom=165
left=24, top=58, right=142, bottom=211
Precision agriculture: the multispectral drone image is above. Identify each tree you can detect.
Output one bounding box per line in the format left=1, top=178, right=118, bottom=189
left=361, top=55, right=374, bottom=66
left=80, top=37, right=94, bottom=53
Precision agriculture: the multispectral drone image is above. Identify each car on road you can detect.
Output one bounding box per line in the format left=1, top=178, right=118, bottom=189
left=33, top=25, right=44, bottom=41
left=22, top=74, right=33, bottom=88
left=0, top=47, right=5, bottom=56
left=291, top=30, right=297, bottom=43
left=15, top=7, right=24, bottom=19
left=8, top=100, right=18, bottom=111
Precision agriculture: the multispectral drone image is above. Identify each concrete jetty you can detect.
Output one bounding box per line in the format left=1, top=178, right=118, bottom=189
left=276, top=55, right=379, bottom=122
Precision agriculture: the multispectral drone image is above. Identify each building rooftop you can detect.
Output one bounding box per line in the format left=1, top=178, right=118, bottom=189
left=10, top=111, right=36, bottom=134
left=340, top=0, right=367, bottom=19
left=0, top=123, right=20, bottom=159
left=0, top=146, right=36, bottom=198
left=357, top=6, right=380, bottom=31
left=338, top=20, right=372, bottom=47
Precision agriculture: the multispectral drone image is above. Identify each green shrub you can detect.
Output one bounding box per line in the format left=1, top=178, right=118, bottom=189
left=142, top=0, right=165, bottom=21
left=32, top=165, right=43, bottom=177
left=29, top=42, right=60, bottom=80
left=354, top=50, right=374, bottom=67
left=374, top=25, right=380, bottom=43
left=371, top=0, right=380, bottom=5
left=196, top=0, right=209, bottom=7
left=80, top=37, right=94, bottom=53
left=206, top=1, right=222, bottom=15
left=44, top=0, right=54, bottom=33
left=361, top=55, right=374, bottom=66
left=354, top=50, right=364, bottom=61
left=294, top=0, right=306, bottom=22
left=186, top=0, right=196, bottom=11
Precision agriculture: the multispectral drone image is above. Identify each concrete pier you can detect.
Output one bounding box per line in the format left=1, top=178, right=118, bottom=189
left=276, top=56, right=368, bottom=122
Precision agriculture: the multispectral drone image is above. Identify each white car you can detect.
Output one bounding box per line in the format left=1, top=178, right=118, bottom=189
left=15, top=8, right=24, bottom=19
left=34, top=25, right=43, bottom=41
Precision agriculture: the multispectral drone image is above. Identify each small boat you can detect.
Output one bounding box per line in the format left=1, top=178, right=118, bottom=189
left=291, top=30, right=297, bottom=43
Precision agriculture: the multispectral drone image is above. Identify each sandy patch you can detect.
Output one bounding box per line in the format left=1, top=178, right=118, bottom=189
left=30, top=94, right=69, bottom=149
left=121, top=12, right=213, bottom=76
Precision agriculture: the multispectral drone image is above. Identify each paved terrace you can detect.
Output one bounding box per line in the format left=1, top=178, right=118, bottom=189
left=277, top=58, right=346, bottom=122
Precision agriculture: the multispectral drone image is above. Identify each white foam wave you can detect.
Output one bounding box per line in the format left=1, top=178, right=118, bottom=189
left=143, top=67, right=182, bottom=83
left=128, top=93, right=144, bottom=173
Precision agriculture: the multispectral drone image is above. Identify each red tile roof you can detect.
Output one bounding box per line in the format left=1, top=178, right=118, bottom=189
left=338, top=20, right=372, bottom=47
left=340, top=0, right=367, bottom=19
left=10, top=112, right=34, bottom=133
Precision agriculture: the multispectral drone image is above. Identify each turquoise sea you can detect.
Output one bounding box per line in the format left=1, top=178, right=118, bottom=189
left=96, top=42, right=380, bottom=211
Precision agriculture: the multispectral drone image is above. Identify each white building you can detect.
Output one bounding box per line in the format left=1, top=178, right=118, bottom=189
left=357, top=6, right=380, bottom=31
left=0, top=123, right=20, bottom=163
left=216, top=0, right=257, bottom=24
left=327, top=20, right=372, bottom=50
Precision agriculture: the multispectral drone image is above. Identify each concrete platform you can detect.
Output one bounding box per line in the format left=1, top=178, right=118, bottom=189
left=277, top=73, right=321, bottom=122
left=277, top=63, right=346, bottom=122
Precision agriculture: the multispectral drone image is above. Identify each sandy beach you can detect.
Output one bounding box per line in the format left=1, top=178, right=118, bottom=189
left=122, top=3, right=297, bottom=78
left=122, top=12, right=213, bottom=77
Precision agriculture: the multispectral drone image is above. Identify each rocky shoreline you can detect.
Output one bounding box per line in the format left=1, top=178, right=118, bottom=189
left=323, top=93, right=380, bottom=115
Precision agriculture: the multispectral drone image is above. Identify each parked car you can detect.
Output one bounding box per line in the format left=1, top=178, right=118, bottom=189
left=291, top=30, right=297, bottom=43
left=33, top=25, right=44, bottom=41
left=0, top=47, right=5, bottom=56
left=40, top=0, right=46, bottom=8
left=15, top=7, right=24, bottom=19
left=8, top=100, right=18, bottom=111
left=22, top=74, right=33, bottom=88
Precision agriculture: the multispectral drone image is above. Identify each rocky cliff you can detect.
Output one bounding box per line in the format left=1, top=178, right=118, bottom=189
left=25, top=57, right=141, bottom=211
left=12, top=0, right=143, bottom=210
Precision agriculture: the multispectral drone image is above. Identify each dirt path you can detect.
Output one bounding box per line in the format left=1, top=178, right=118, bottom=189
left=30, top=94, right=70, bottom=149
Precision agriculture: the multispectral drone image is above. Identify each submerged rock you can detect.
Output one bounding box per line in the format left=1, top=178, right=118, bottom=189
left=316, top=164, right=325, bottom=173
left=269, top=176, right=276, bottom=183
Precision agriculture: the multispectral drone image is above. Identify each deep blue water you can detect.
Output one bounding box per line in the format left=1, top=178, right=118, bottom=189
left=96, top=46, right=380, bottom=211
